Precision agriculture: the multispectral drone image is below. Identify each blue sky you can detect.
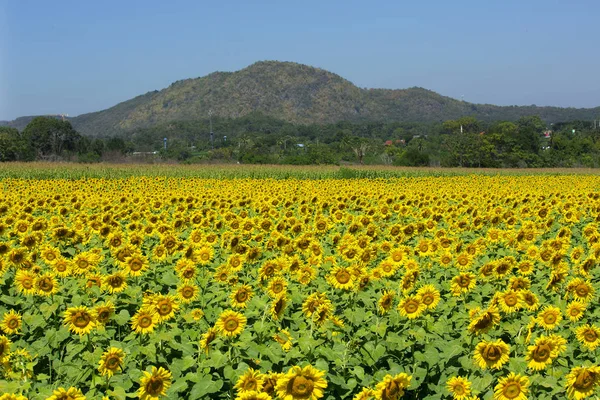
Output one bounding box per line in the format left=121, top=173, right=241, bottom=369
left=1, top=0, right=599, bottom=120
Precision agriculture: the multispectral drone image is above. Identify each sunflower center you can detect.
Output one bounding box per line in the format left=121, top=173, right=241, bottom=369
left=129, top=259, right=143, bottom=271
left=22, top=278, right=34, bottom=289
left=575, top=284, right=590, bottom=297
left=533, top=344, right=551, bottom=361
left=383, top=380, right=403, bottom=399
left=236, top=290, right=249, bottom=302
left=404, top=300, right=419, bottom=314
left=454, top=384, right=465, bottom=395
left=145, top=376, right=164, bottom=395
left=77, top=260, right=89, bottom=269
left=569, top=308, right=581, bottom=317
left=335, top=270, right=351, bottom=284
left=584, top=330, right=598, bottom=343
left=574, top=371, right=595, bottom=391
left=201, top=252, right=210, bottom=261
left=7, top=318, right=19, bottom=329
left=105, top=355, right=120, bottom=370
left=73, top=312, right=91, bottom=328
left=46, top=253, right=56, bottom=261
left=504, top=294, right=518, bottom=307
left=139, top=315, right=153, bottom=328
left=224, top=318, right=239, bottom=332
left=543, top=313, right=557, bottom=325
left=422, top=294, right=434, bottom=305
left=290, top=376, right=314, bottom=397
left=503, top=382, right=522, bottom=399
left=243, top=379, right=258, bottom=391
left=109, top=277, right=123, bottom=287
left=98, top=310, right=110, bottom=323
left=183, top=268, right=194, bottom=279
left=272, top=283, right=284, bottom=293
left=182, top=287, right=194, bottom=298
left=39, top=278, right=53, bottom=292
left=483, top=345, right=501, bottom=361
left=457, top=276, right=470, bottom=287
left=157, top=301, right=172, bottom=316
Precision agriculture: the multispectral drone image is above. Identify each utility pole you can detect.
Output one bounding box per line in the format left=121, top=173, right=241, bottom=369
left=209, top=109, right=214, bottom=150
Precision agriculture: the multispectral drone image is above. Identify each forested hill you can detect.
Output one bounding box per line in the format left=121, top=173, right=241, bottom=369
left=4, top=61, right=600, bottom=136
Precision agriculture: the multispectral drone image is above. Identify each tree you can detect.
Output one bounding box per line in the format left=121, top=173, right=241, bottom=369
left=22, top=117, right=82, bottom=159
left=0, top=127, right=27, bottom=161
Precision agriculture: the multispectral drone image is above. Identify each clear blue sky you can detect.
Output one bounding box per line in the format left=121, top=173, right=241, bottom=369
left=1, top=0, right=599, bottom=120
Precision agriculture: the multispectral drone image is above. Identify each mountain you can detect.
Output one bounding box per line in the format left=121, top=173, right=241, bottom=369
left=5, top=61, right=600, bottom=136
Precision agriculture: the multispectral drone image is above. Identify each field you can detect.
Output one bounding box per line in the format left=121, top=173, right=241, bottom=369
left=0, top=165, right=599, bottom=400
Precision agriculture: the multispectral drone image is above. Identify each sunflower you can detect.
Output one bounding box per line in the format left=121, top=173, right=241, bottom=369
left=40, top=245, right=61, bottom=265
left=373, top=372, right=411, bottom=400
left=493, top=372, right=529, bottom=400
left=417, top=285, right=441, bottom=310
left=262, top=372, right=283, bottom=397
left=302, top=293, right=329, bottom=318
left=378, top=290, right=395, bottom=315
left=229, top=284, right=253, bottom=308
left=451, top=273, right=476, bottom=296
left=98, top=347, right=125, bottom=377
left=273, top=329, right=293, bottom=352
left=517, top=260, right=534, bottom=275
left=14, top=270, right=37, bottom=296
left=473, top=339, right=510, bottom=370
left=397, top=296, right=426, bottom=320
left=313, top=304, right=333, bottom=328
left=378, top=259, right=398, bottom=278
left=152, top=244, right=167, bottom=262
left=125, top=253, right=149, bottom=277
left=0, top=394, right=27, bottom=400
left=45, top=387, right=86, bottom=400
left=566, top=301, right=587, bottom=322
left=526, top=336, right=558, bottom=371
left=447, top=376, right=472, bottom=400
left=189, top=308, right=204, bottom=321
left=52, top=258, right=72, bottom=277
left=328, top=266, right=354, bottom=290
left=235, top=367, right=264, bottom=394
left=0, top=335, right=11, bottom=362
left=95, top=301, right=115, bottom=326
left=236, top=391, right=272, bottom=400
left=565, top=366, right=600, bottom=400
left=267, top=277, right=288, bottom=298
left=177, top=283, right=199, bottom=303
left=276, top=365, right=327, bottom=400
left=575, top=324, right=600, bottom=351
left=520, top=290, right=540, bottom=311
left=270, top=295, right=288, bottom=321
left=1, top=310, right=22, bottom=335
left=216, top=310, right=247, bottom=337
left=34, top=273, right=59, bottom=296
left=496, top=290, right=522, bottom=314
left=131, top=308, right=158, bottom=335
left=151, top=294, right=179, bottom=323
left=138, top=366, right=172, bottom=400
left=567, top=278, right=595, bottom=303
left=199, top=327, right=218, bottom=354
left=468, top=305, right=501, bottom=336
left=63, top=306, right=96, bottom=336
left=536, top=306, right=563, bottom=330
left=103, top=271, right=128, bottom=294
left=353, top=387, right=374, bottom=400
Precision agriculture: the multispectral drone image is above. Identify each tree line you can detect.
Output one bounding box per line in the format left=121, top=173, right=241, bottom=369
left=1, top=114, right=600, bottom=167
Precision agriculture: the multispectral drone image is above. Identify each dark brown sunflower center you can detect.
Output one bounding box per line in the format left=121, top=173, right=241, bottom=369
left=139, top=315, right=153, bottom=328
left=383, top=380, right=403, bottom=400
left=73, top=312, right=91, bottom=328
left=235, top=290, right=249, bottom=302
left=224, top=318, right=239, bottom=332
left=145, top=376, right=164, bottom=395
left=98, top=310, right=110, bottom=323
left=533, top=344, right=551, bottom=361
left=38, top=278, right=53, bottom=292
left=22, top=278, right=34, bottom=289
left=105, top=355, right=121, bottom=369
left=454, top=384, right=466, bottom=395
left=77, top=260, right=89, bottom=269
left=7, top=318, right=19, bottom=329
left=422, top=293, right=434, bottom=305
left=543, top=313, right=557, bottom=325
left=182, top=287, right=194, bottom=298
left=129, top=259, right=143, bottom=271
left=157, top=301, right=172, bottom=316
left=576, top=284, right=590, bottom=297
left=272, top=283, right=284, bottom=293
left=458, top=276, right=470, bottom=287
left=289, top=376, right=314, bottom=397
left=573, top=371, right=595, bottom=391
left=335, top=270, right=351, bottom=284
left=404, top=300, right=419, bottom=314
left=483, top=346, right=501, bottom=361
left=109, top=277, right=123, bottom=287
left=584, top=330, right=598, bottom=342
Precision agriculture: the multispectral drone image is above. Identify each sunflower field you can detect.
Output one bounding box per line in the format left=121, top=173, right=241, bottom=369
left=1, top=174, right=600, bottom=400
